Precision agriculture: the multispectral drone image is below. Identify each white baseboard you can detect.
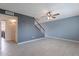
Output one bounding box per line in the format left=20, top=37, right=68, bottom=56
left=18, top=37, right=44, bottom=45
left=18, top=36, right=79, bottom=45
left=46, top=36, right=79, bottom=43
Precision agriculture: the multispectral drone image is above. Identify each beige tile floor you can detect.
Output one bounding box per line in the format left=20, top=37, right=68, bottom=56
left=1, top=37, right=79, bottom=56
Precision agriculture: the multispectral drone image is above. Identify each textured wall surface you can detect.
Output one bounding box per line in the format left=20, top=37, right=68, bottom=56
left=42, top=16, right=79, bottom=41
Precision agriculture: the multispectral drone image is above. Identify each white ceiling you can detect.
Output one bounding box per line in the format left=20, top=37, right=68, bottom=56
left=0, top=3, right=79, bottom=23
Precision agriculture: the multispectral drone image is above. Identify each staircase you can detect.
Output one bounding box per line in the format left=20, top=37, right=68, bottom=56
left=34, top=17, right=45, bottom=34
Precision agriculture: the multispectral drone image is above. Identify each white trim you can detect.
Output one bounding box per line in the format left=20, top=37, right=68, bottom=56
left=16, top=16, right=18, bottom=43
left=18, top=38, right=43, bottom=45
left=18, top=36, right=79, bottom=45
left=46, top=36, right=79, bottom=43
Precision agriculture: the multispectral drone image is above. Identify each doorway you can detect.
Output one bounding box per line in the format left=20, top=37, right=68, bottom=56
left=0, top=14, right=18, bottom=44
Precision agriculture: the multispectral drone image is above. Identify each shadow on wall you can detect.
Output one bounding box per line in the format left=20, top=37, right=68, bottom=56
left=42, top=16, right=79, bottom=41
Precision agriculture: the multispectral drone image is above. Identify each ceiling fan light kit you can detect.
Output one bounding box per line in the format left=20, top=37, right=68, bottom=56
left=48, top=16, right=53, bottom=20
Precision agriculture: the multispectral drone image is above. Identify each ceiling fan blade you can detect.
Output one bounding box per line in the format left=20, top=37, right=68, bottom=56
left=52, top=16, right=56, bottom=18
left=53, top=13, right=60, bottom=16
left=47, top=10, right=53, bottom=15
left=48, top=10, right=53, bottom=13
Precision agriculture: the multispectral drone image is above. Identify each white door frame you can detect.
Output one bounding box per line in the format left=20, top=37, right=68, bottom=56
left=0, top=14, right=18, bottom=43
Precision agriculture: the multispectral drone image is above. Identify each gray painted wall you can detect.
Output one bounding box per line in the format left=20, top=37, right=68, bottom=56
left=17, top=14, right=44, bottom=43
left=42, top=16, right=79, bottom=41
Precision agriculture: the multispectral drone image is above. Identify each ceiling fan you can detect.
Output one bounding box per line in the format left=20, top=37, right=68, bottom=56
left=46, top=10, right=60, bottom=20
left=38, top=10, right=60, bottom=20
left=35, top=10, right=60, bottom=21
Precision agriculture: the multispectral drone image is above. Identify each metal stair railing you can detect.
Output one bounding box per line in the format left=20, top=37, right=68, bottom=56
left=34, top=17, right=45, bottom=34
